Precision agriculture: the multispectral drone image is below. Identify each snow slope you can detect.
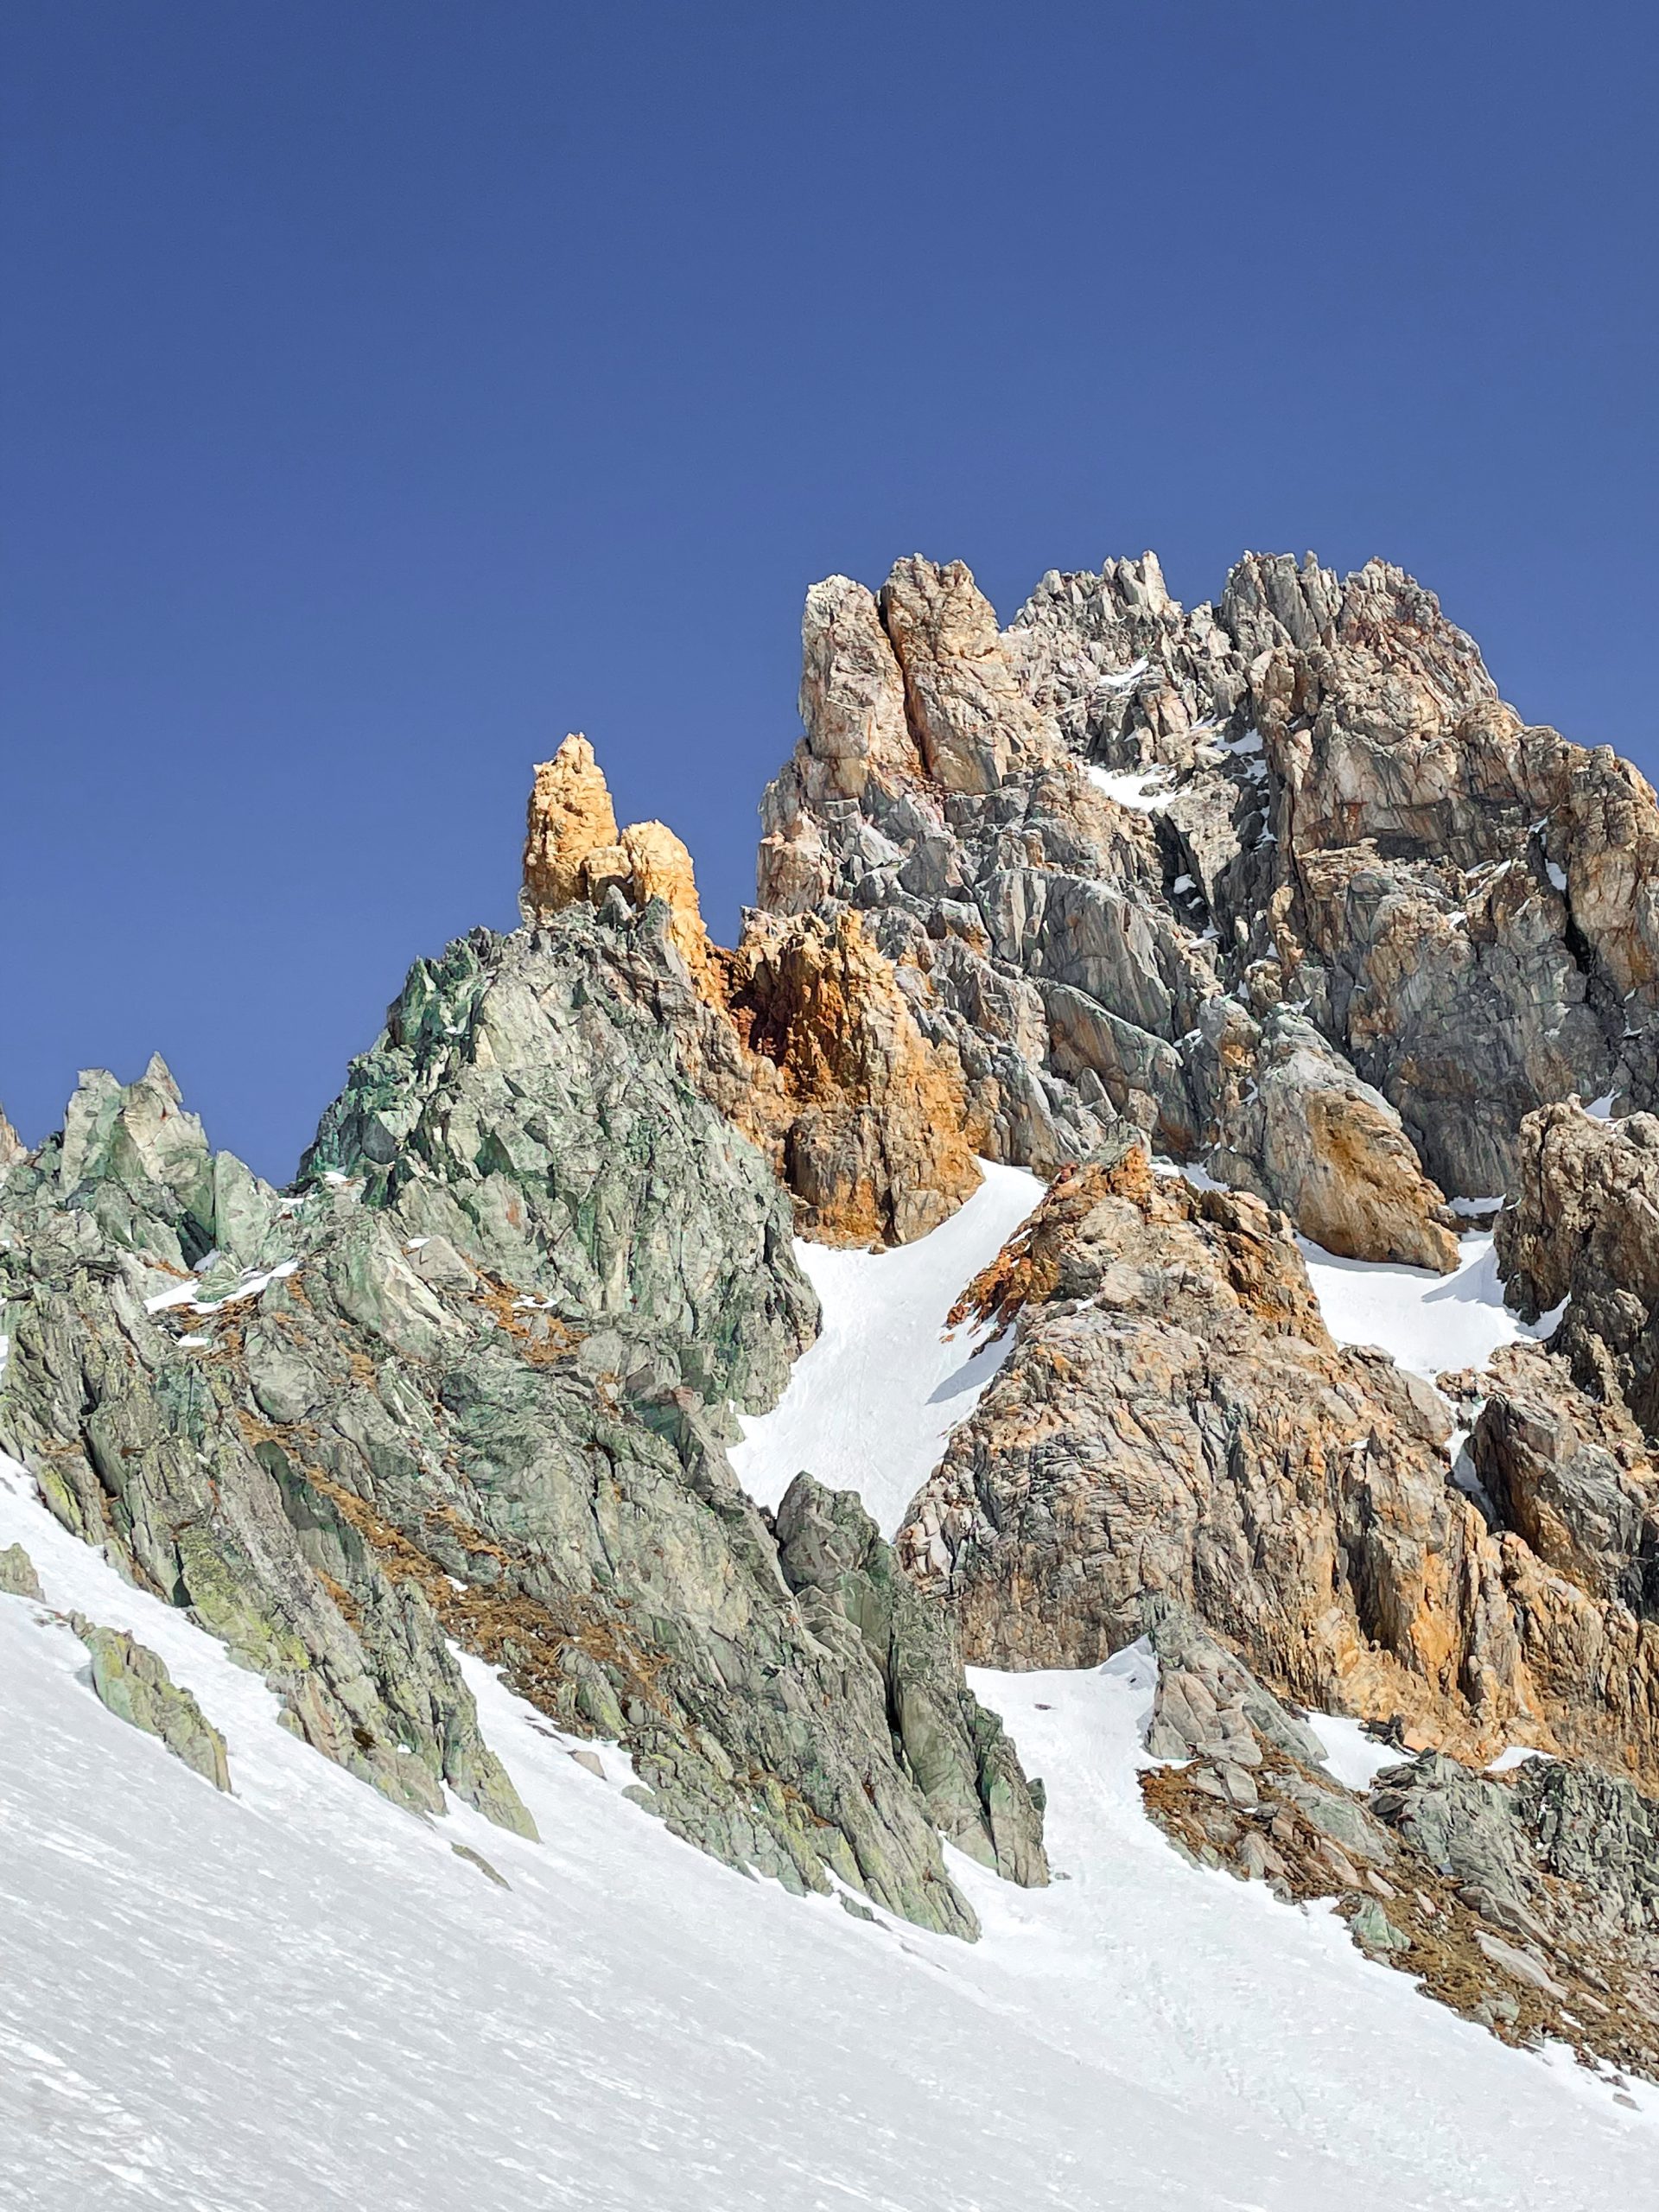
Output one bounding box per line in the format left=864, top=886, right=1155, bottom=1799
left=729, top=1160, right=1042, bottom=1535
left=1, top=1454, right=1650, bottom=2212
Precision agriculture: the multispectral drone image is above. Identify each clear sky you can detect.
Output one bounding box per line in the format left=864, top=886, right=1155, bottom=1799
left=5, top=2, right=1656, bottom=1182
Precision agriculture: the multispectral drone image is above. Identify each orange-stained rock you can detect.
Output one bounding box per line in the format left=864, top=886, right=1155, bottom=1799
left=520, top=745, right=981, bottom=1247
left=523, top=735, right=620, bottom=916
left=523, top=740, right=718, bottom=995
left=618, top=819, right=718, bottom=992
left=897, top=1141, right=1659, bottom=1788
left=716, top=907, right=982, bottom=1246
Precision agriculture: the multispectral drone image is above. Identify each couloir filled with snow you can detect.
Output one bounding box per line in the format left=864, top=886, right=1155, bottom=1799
left=1, top=1176, right=1647, bottom=2211
left=728, top=1160, right=1043, bottom=1535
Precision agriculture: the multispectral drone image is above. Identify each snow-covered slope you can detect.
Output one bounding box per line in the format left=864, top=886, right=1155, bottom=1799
left=3, top=1188, right=1655, bottom=2212
left=729, top=1160, right=1041, bottom=1535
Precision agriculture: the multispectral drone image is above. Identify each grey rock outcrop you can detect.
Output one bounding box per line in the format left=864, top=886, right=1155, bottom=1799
left=1192, top=999, right=1459, bottom=1272
left=1143, top=1607, right=1328, bottom=1772
left=1014, top=550, right=1659, bottom=1198
left=879, top=558, right=1046, bottom=795
left=1466, top=1339, right=1659, bottom=1629
left=72, top=1618, right=231, bottom=1790
left=756, top=554, right=1474, bottom=1268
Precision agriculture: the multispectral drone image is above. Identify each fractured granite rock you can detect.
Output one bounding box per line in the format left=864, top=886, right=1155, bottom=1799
left=1190, top=998, right=1459, bottom=1272
left=748, top=543, right=1659, bottom=1275
left=753, top=551, right=1491, bottom=1267
left=878, top=556, right=1046, bottom=795
left=1015, top=549, right=1659, bottom=1198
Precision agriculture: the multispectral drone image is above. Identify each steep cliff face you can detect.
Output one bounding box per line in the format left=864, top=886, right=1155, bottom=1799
left=0, top=908, right=1046, bottom=1938
left=757, top=546, right=1659, bottom=1258
left=1015, top=551, right=1659, bottom=1196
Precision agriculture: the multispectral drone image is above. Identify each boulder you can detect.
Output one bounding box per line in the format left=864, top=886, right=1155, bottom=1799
left=0, top=1542, right=41, bottom=1599
left=72, top=1619, right=231, bottom=1791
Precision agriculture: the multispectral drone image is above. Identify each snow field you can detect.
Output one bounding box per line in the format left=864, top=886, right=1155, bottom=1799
left=1, top=1447, right=1650, bottom=2212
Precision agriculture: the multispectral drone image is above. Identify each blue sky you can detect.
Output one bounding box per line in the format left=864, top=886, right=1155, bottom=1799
left=5, top=2, right=1656, bottom=1181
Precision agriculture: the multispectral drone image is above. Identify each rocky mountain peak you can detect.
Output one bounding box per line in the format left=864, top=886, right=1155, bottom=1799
left=759, top=541, right=1659, bottom=1233
left=12, top=531, right=1659, bottom=2120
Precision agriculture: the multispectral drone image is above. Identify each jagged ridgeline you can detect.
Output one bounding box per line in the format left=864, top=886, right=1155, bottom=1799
left=9, top=540, right=1659, bottom=1993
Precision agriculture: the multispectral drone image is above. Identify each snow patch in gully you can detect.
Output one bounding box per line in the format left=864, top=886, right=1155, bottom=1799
left=729, top=1159, right=1042, bottom=1536
left=1297, top=1230, right=1562, bottom=1382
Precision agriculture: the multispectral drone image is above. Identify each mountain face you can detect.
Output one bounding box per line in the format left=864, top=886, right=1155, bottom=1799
left=6, top=544, right=1659, bottom=2127
left=0, top=917, right=1045, bottom=1938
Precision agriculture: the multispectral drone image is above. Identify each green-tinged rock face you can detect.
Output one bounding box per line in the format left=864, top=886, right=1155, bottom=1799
left=0, top=901, right=1046, bottom=1938
left=774, top=1472, right=1048, bottom=1889
left=302, top=914, right=817, bottom=1414
left=0, top=1542, right=41, bottom=1599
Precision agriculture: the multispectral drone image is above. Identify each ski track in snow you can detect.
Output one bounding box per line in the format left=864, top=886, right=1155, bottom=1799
left=728, top=1160, right=1043, bottom=1536
left=1, top=1180, right=1649, bottom=2208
